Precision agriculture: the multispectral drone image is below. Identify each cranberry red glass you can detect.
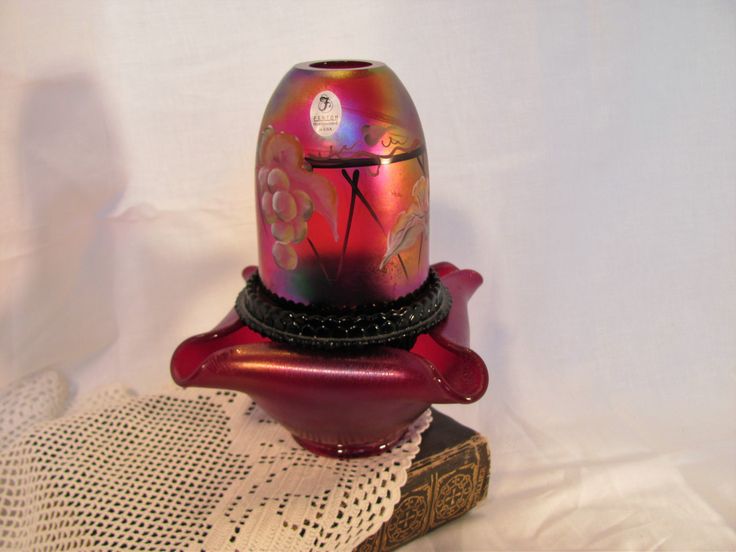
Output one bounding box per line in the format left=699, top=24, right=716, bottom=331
left=171, top=61, right=488, bottom=457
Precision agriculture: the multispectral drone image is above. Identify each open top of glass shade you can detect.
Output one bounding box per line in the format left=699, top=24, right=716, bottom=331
left=296, top=59, right=381, bottom=71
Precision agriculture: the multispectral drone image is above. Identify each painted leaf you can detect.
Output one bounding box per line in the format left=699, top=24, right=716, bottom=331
left=292, top=171, right=338, bottom=241
left=412, top=176, right=428, bottom=212
left=379, top=208, right=427, bottom=270
left=262, top=132, right=303, bottom=169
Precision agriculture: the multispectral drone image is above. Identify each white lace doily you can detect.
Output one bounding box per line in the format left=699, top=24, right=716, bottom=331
left=0, top=370, right=431, bottom=551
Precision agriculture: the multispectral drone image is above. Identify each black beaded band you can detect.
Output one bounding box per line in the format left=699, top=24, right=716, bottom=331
left=235, top=269, right=452, bottom=350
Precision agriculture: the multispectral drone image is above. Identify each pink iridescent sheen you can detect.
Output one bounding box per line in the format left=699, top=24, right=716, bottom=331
left=256, top=61, right=430, bottom=306
left=171, top=263, right=488, bottom=457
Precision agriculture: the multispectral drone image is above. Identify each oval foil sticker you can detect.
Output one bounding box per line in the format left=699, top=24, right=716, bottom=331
left=310, top=90, right=342, bottom=137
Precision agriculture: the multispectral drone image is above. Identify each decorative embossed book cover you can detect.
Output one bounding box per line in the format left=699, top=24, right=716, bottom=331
left=356, top=410, right=490, bottom=551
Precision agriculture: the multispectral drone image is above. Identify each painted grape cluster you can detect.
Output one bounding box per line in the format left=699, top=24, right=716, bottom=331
left=258, top=166, right=314, bottom=270
left=256, top=127, right=338, bottom=271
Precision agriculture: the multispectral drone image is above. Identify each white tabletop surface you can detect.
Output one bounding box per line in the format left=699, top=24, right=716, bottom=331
left=1, top=1, right=734, bottom=550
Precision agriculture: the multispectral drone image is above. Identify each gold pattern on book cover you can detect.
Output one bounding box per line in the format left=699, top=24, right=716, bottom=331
left=356, top=434, right=490, bottom=552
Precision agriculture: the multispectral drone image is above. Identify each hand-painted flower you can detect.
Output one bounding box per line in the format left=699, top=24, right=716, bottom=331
left=380, top=176, right=429, bottom=270
left=257, top=127, right=338, bottom=270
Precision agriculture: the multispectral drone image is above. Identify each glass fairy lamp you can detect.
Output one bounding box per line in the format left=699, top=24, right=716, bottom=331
left=171, top=60, right=488, bottom=457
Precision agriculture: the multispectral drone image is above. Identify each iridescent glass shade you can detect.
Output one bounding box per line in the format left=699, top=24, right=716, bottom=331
left=255, top=60, right=429, bottom=305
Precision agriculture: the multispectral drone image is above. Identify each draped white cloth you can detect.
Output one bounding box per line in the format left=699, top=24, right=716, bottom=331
left=1, top=1, right=734, bottom=550
left=0, top=371, right=431, bottom=551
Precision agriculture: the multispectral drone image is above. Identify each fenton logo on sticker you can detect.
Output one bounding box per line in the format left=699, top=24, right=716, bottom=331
left=310, top=90, right=342, bottom=137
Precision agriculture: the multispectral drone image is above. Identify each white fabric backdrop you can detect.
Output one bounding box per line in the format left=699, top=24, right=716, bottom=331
left=1, top=1, right=734, bottom=549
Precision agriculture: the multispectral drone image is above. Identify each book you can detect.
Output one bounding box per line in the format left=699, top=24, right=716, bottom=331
left=355, top=409, right=491, bottom=551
